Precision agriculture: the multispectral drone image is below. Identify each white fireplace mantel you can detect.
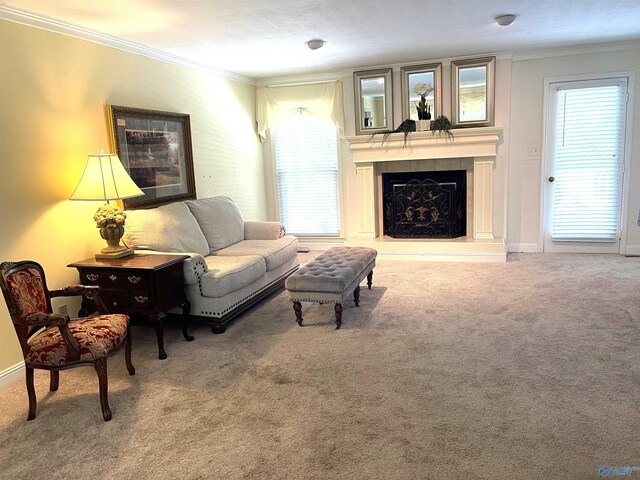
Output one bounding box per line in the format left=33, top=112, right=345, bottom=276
left=345, top=126, right=503, bottom=245
left=345, top=126, right=502, bottom=163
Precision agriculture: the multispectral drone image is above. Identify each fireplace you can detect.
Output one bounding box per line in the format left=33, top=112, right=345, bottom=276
left=382, top=170, right=466, bottom=239
left=346, top=127, right=502, bottom=242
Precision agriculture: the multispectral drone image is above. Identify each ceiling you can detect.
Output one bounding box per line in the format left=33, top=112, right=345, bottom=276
left=5, top=0, right=640, bottom=80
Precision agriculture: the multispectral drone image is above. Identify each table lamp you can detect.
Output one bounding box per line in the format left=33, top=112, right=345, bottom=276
left=70, top=152, right=144, bottom=259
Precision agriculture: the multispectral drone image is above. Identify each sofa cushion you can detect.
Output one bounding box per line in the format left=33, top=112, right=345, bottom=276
left=186, top=196, right=245, bottom=253
left=123, top=202, right=209, bottom=256
left=200, top=255, right=266, bottom=298
left=214, top=235, right=298, bottom=272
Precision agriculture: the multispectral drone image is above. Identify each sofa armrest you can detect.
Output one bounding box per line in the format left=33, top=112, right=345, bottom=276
left=244, top=221, right=286, bottom=240
left=182, top=254, right=208, bottom=285
left=134, top=250, right=208, bottom=286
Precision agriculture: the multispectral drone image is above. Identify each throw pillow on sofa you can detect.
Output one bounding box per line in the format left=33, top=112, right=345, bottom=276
left=186, top=196, right=245, bottom=253
left=123, top=202, right=209, bottom=256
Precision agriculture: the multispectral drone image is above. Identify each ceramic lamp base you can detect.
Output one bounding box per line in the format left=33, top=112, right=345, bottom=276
left=94, top=203, right=133, bottom=260
left=95, top=247, right=135, bottom=260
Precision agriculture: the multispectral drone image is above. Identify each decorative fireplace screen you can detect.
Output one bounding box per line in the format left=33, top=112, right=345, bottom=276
left=382, top=170, right=466, bottom=239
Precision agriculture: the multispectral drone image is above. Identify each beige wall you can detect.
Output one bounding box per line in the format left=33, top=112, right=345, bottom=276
left=508, top=48, right=640, bottom=252
left=0, top=20, right=263, bottom=372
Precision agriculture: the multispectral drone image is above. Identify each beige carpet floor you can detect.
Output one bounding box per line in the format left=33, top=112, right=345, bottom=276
left=0, top=252, right=639, bottom=479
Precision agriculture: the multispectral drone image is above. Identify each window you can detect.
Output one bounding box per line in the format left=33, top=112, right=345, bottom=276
left=549, top=78, right=627, bottom=242
left=272, top=114, right=340, bottom=236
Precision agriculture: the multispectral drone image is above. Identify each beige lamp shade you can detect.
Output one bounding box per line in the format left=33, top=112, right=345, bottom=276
left=70, top=153, right=144, bottom=201
left=70, top=153, right=143, bottom=259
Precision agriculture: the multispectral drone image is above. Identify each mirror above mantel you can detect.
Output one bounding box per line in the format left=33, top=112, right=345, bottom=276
left=452, top=57, right=496, bottom=127
left=353, top=68, right=393, bottom=135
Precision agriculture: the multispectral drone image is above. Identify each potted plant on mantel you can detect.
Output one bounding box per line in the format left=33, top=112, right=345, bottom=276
left=369, top=115, right=454, bottom=147
left=414, top=82, right=433, bottom=131
left=431, top=115, right=454, bottom=140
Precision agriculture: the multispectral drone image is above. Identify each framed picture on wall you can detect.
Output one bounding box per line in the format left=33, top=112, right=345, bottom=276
left=107, top=105, right=196, bottom=208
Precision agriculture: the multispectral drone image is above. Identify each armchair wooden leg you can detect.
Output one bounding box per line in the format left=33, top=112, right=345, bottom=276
left=125, top=326, right=135, bottom=376
left=94, top=358, right=112, bottom=421
left=50, top=370, right=59, bottom=391
left=25, top=367, right=37, bottom=421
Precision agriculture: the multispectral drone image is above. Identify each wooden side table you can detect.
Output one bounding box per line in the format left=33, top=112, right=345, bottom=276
left=68, top=254, right=192, bottom=359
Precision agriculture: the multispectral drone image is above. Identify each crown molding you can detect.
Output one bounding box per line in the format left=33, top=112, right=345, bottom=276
left=0, top=4, right=256, bottom=85
left=512, top=39, right=640, bottom=62
left=256, top=71, right=343, bottom=87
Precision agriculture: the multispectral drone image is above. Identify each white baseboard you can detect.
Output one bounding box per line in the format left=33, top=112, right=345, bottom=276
left=507, top=243, right=541, bottom=253
left=0, top=362, right=24, bottom=389
left=377, top=252, right=506, bottom=263
left=623, top=245, right=640, bottom=256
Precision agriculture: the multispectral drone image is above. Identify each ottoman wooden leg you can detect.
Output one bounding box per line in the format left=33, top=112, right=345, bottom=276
left=367, top=270, right=373, bottom=289
left=334, top=303, right=343, bottom=329
left=293, top=301, right=303, bottom=326
left=354, top=285, right=360, bottom=307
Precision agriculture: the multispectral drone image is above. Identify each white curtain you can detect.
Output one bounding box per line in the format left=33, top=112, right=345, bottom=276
left=256, top=80, right=344, bottom=141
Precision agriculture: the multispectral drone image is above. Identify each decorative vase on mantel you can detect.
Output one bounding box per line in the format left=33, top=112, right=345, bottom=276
left=416, top=119, right=431, bottom=131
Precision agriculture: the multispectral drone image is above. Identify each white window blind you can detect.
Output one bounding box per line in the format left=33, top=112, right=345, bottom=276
left=272, top=114, right=340, bottom=236
left=551, top=79, right=627, bottom=241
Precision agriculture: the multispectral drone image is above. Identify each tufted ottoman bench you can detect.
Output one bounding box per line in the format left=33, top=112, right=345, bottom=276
left=285, top=247, right=377, bottom=329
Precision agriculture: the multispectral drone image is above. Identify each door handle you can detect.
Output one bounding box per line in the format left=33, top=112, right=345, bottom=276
left=548, top=176, right=555, bottom=182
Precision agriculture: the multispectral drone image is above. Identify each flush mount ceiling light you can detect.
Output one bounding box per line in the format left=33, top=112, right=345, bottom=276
left=494, top=14, right=518, bottom=26
left=306, top=38, right=325, bottom=50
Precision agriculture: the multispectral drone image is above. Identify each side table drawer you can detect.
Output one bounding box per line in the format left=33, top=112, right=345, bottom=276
left=101, top=290, right=130, bottom=310
left=79, top=269, right=150, bottom=289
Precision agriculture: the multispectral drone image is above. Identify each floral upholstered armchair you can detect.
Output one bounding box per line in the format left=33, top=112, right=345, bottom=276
left=0, top=260, right=135, bottom=421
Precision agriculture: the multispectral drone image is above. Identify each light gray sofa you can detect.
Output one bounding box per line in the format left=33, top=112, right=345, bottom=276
left=123, top=196, right=299, bottom=332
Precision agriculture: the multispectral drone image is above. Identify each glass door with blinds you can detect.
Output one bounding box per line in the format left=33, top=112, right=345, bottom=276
left=543, top=77, right=628, bottom=253
left=272, top=113, right=341, bottom=237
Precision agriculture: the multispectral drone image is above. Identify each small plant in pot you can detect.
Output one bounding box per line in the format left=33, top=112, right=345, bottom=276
left=414, top=82, right=433, bottom=121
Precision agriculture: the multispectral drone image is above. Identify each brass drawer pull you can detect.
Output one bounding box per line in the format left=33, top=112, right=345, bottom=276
left=128, top=275, right=142, bottom=284
left=86, top=274, right=99, bottom=281
left=134, top=296, right=148, bottom=304
left=109, top=275, right=117, bottom=282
